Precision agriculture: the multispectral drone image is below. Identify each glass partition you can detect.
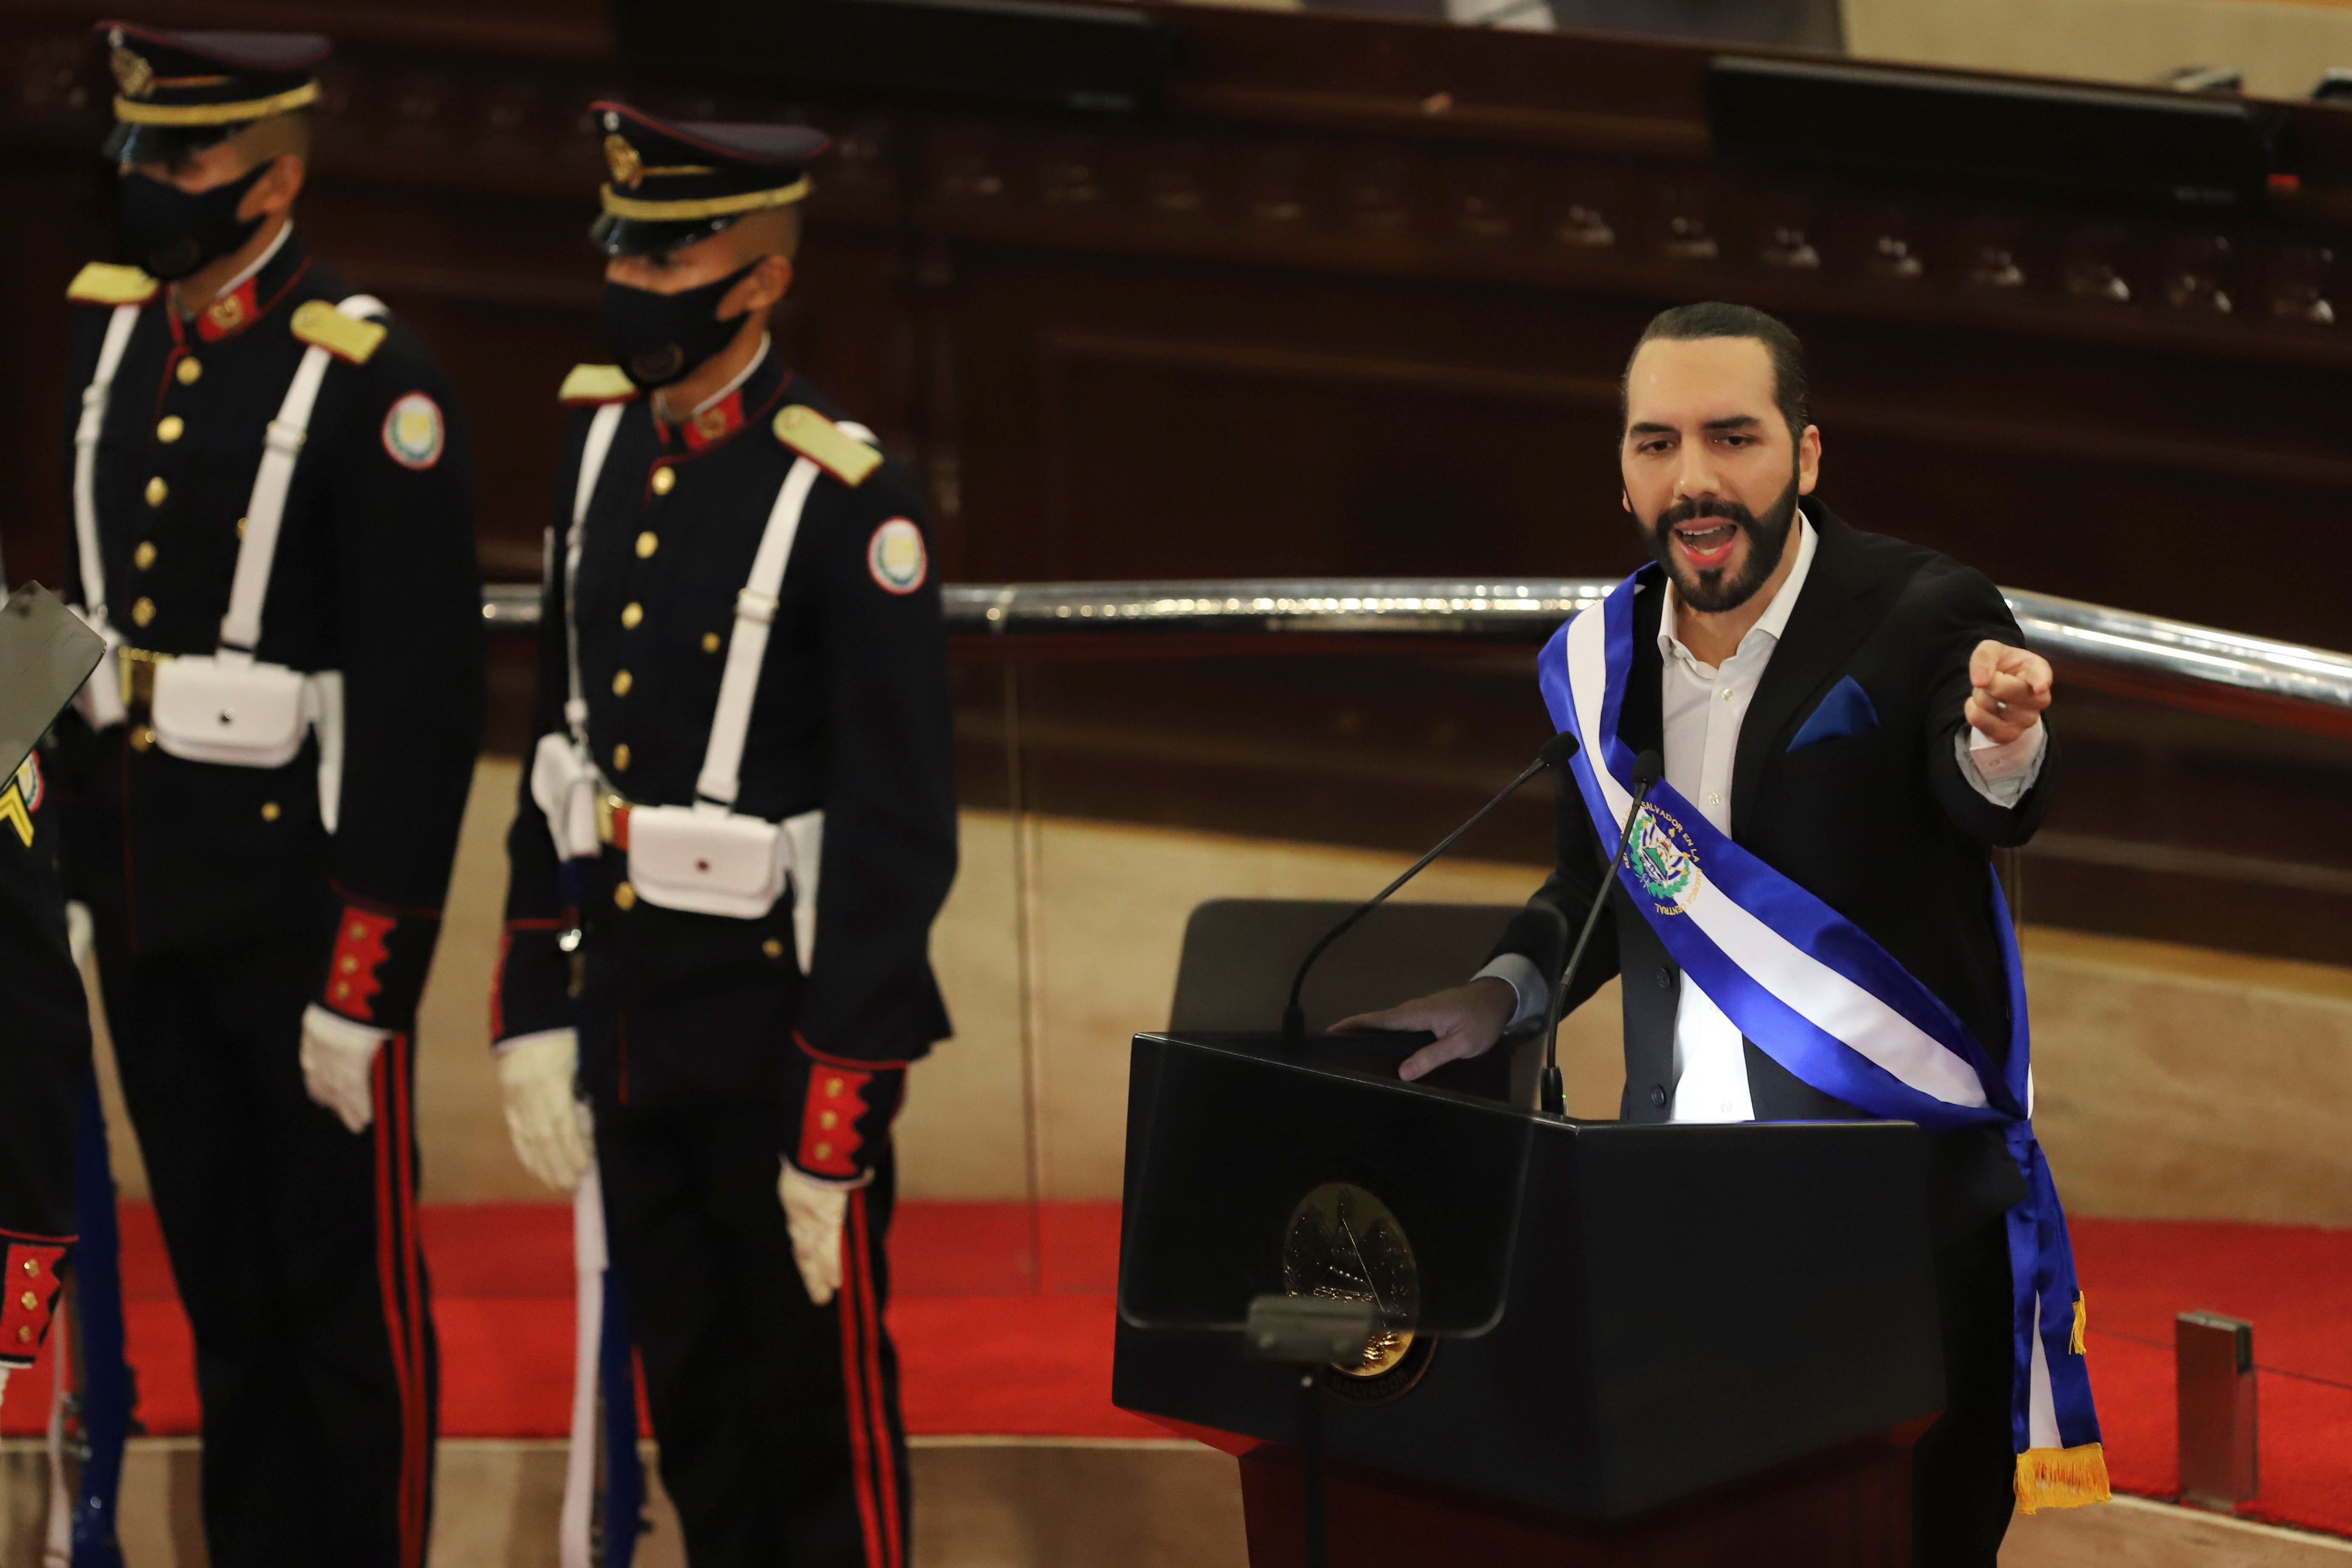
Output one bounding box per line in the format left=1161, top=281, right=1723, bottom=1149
left=469, top=580, right=2352, bottom=1289
left=902, top=608, right=2352, bottom=1304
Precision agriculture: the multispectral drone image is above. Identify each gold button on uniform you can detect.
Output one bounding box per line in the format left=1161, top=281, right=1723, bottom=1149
left=20, top=1291, right=36, bottom=1311
left=825, top=1077, right=843, bottom=1097
left=131, top=597, right=155, bottom=627
left=814, top=1143, right=832, bottom=1161
left=261, top=802, right=281, bottom=822
left=612, top=743, right=631, bottom=772
left=20, top=1259, right=36, bottom=1277
left=635, top=531, right=658, bottom=559
left=16, top=1326, right=30, bottom=1345
left=144, top=477, right=168, bottom=507
left=651, top=466, right=676, bottom=495
left=819, top=1110, right=838, bottom=1130
left=614, top=881, right=637, bottom=910
left=176, top=356, right=202, bottom=385
left=130, top=726, right=155, bottom=752
left=762, top=938, right=784, bottom=959
left=133, top=541, right=156, bottom=570
left=611, top=670, right=633, bottom=696
left=702, top=632, right=722, bottom=654
left=621, top=602, right=643, bottom=629
left=157, top=415, right=184, bottom=443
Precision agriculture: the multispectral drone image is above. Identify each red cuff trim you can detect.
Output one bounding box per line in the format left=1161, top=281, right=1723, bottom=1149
left=798, top=1067, right=872, bottom=1178
left=0, top=1242, right=69, bottom=1364
left=326, top=906, right=396, bottom=1022
left=794, top=1032, right=913, bottom=1073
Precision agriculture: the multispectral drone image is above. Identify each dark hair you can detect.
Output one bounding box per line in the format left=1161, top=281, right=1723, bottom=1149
left=1623, top=302, right=1810, bottom=439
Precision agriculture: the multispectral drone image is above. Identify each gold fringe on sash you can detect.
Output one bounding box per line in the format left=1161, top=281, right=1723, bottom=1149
left=2014, top=1443, right=2111, bottom=1514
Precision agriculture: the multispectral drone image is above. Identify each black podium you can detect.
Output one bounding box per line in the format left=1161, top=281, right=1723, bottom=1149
left=1112, top=1031, right=1944, bottom=1567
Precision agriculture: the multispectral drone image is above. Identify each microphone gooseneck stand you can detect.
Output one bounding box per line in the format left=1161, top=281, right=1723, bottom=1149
left=1283, top=731, right=1582, bottom=1045
left=1539, top=750, right=1665, bottom=1116
left=1244, top=1294, right=1381, bottom=1568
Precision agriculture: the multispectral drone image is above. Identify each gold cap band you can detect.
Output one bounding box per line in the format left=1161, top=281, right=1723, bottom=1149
left=597, top=178, right=810, bottom=223
left=112, top=80, right=319, bottom=127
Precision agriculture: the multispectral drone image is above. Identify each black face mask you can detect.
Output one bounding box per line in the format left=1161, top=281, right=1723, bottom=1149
left=114, top=163, right=270, bottom=283
left=602, top=261, right=759, bottom=390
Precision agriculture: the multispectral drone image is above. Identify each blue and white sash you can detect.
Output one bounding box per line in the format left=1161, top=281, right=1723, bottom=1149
left=1542, top=565, right=2108, bottom=1511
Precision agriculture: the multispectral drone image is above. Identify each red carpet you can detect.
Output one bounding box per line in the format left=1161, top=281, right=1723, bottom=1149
left=4, top=1208, right=2343, bottom=1537
left=2069, top=1219, right=2352, bottom=1538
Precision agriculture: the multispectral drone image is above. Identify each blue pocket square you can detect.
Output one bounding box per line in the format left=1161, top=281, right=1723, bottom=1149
left=1789, top=676, right=1880, bottom=750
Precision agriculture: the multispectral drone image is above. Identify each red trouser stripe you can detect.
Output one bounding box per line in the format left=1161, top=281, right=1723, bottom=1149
left=371, top=1036, right=431, bottom=1568
left=851, top=1194, right=904, bottom=1568
left=837, top=1201, right=887, bottom=1568
left=371, top=1045, right=418, bottom=1567
left=393, top=1036, right=430, bottom=1568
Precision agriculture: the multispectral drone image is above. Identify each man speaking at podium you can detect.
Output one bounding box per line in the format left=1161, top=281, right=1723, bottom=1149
left=1340, top=302, right=2103, bottom=1566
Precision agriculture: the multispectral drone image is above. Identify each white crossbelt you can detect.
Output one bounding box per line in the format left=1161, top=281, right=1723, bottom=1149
left=694, top=434, right=866, bottom=809
left=221, top=295, right=387, bottom=653
left=69, top=304, right=143, bottom=727
left=535, top=405, right=873, bottom=954
left=71, top=292, right=384, bottom=831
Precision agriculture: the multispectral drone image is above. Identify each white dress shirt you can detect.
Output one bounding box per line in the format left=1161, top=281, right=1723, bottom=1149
left=1476, top=517, right=2046, bottom=1121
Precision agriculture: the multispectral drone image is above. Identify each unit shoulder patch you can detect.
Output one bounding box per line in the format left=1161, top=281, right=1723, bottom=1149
left=0, top=755, right=40, bottom=849
left=382, top=393, right=446, bottom=471
left=867, top=518, right=929, bottom=595
left=66, top=262, right=158, bottom=306
left=772, top=404, right=882, bottom=487
left=559, top=364, right=639, bottom=406
left=291, top=299, right=387, bottom=364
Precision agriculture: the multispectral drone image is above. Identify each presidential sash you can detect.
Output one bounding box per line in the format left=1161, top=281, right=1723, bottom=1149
left=1542, top=565, right=2108, bottom=1513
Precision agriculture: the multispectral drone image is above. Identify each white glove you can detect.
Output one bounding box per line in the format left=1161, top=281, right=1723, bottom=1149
left=497, top=1028, right=593, bottom=1192
left=300, top=1004, right=389, bottom=1135
left=779, top=1161, right=860, bottom=1307
left=65, top=901, right=92, bottom=969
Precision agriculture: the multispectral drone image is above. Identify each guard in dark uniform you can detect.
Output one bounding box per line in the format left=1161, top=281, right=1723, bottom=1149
left=0, top=746, right=89, bottom=1410
left=496, top=104, right=955, bottom=1568
left=54, top=24, right=483, bottom=1568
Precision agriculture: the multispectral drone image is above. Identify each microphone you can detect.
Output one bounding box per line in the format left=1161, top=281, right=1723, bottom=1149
left=1283, top=731, right=1582, bottom=1045
left=1539, top=749, right=1664, bottom=1116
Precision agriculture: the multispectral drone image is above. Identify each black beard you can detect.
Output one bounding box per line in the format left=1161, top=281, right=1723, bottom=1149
left=1640, top=475, right=1801, bottom=613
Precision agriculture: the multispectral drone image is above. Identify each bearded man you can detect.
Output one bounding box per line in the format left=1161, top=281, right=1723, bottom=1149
left=1340, top=301, right=2104, bottom=1566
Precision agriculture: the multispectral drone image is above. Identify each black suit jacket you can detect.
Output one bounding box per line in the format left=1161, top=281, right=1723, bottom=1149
left=1498, top=502, right=2047, bottom=1242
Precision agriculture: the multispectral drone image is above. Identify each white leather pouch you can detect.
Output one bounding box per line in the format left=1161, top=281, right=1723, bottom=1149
left=149, top=653, right=310, bottom=767
left=529, top=732, right=602, bottom=862
left=626, top=804, right=791, bottom=920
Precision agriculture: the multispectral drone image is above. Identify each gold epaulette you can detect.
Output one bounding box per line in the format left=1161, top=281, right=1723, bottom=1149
left=772, top=404, right=880, bottom=486
left=291, top=300, right=387, bottom=364
left=66, top=262, right=158, bottom=306
left=559, top=364, right=639, bottom=406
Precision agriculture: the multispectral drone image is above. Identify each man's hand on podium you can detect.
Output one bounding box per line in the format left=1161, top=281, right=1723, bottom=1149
left=1333, top=977, right=1518, bottom=1082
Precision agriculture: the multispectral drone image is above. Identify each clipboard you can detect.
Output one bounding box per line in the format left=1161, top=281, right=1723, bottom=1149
left=0, top=583, right=105, bottom=781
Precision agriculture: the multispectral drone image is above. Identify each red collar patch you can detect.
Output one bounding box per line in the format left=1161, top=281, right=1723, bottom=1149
left=194, top=277, right=260, bottom=341
left=679, top=390, right=744, bottom=453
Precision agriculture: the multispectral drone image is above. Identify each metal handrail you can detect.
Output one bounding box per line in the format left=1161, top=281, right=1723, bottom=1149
left=478, top=577, right=2352, bottom=737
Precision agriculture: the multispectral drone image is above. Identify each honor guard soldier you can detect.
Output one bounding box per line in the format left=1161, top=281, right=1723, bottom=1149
left=55, top=24, right=484, bottom=1568
left=0, top=747, right=91, bottom=1414
left=495, top=104, right=956, bottom=1568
